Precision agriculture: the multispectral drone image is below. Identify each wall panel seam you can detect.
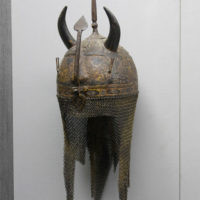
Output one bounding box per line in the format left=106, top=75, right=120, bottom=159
left=179, top=0, right=182, bottom=200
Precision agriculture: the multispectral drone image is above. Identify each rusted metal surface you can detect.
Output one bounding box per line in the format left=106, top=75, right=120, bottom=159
left=56, top=1, right=138, bottom=200
left=57, top=33, right=138, bottom=98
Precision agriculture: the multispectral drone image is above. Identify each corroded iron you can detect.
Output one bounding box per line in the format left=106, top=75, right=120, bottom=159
left=56, top=1, right=138, bottom=200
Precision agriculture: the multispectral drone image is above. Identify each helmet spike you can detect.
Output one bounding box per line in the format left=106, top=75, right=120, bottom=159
left=92, top=0, right=98, bottom=32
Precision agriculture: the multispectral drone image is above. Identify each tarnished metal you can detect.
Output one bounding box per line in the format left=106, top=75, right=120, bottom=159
left=57, top=33, right=138, bottom=98
left=92, top=0, right=98, bottom=32
left=56, top=1, right=138, bottom=200
left=73, top=16, right=88, bottom=86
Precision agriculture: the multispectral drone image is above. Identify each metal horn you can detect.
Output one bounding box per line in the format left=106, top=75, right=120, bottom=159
left=58, top=6, right=76, bottom=49
left=104, top=7, right=121, bottom=52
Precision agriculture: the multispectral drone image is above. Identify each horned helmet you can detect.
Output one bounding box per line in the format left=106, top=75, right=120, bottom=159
left=56, top=1, right=138, bottom=200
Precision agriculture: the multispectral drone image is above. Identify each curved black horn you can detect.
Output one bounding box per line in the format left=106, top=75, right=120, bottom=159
left=104, top=7, right=121, bottom=52
left=58, top=6, right=76, bottom=49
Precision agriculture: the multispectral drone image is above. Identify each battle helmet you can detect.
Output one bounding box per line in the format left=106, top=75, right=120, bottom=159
left=56, top=1, right=138, bottom=200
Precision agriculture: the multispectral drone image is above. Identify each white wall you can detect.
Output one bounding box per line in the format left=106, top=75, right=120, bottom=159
left=12, top=0, right=181, bottom=200
left=182, top=0, right=200, bottom=199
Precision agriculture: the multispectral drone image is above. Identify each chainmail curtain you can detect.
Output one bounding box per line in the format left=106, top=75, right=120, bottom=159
left=58, top=94, right=138, bottom=200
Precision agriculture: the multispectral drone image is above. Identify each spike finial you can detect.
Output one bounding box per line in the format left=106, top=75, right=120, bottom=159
left=92, top=0, right=98, bottom=32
